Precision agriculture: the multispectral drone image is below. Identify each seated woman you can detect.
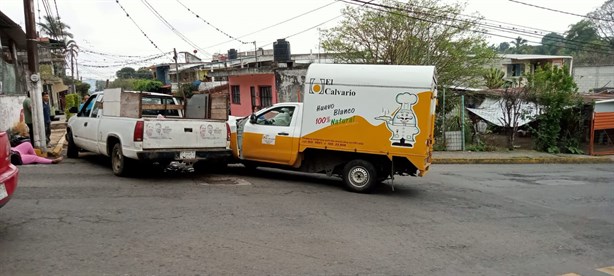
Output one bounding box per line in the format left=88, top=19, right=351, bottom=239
left=12, top=141, right=63, bottom=165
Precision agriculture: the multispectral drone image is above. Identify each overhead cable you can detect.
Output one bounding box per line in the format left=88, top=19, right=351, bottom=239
left=140, top=0, right=211, bottom=56
left=175, top=0, right=251, bottom=45
left=114, top=0, right=165, bottom=53
left=345, top=0, right=613, bottom=56
left=204, top=1, right=340, bottom=49
left=508, top=0, right=614, bottom=23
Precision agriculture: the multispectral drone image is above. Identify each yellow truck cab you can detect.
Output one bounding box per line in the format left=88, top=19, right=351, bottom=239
left=228, top=64, right=437, bottom=192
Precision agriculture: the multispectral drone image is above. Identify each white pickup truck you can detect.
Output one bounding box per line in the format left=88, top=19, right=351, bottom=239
left=67, top=88, right=231, bottom=176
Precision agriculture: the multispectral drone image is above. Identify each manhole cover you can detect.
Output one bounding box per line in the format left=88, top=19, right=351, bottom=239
left=198, top=176, right=251, bottom=186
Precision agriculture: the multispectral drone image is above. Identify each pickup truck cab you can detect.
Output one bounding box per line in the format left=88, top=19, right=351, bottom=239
left=0, top=131, right=19, bottom=208
left=229, top=64, right=437, bottom=193
left=67, top=89, right=231, bottom=176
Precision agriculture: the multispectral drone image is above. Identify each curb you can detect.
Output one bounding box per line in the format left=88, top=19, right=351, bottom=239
left=433, top=157, right=613, bottom=164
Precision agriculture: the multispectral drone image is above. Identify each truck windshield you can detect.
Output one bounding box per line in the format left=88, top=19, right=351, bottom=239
left=141, top=96, right=180, bottom=117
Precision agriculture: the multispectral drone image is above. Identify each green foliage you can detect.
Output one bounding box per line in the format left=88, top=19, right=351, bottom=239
left=95, top=80, right=107, bottom=91
left=109, top=78, right=136, bottom=91
left=64, top=93, right=80, bottom=120
left=483, top=68, right=505, bottom=89
left=75, top=82, right=90, bottom=96
left=116, top=67, right=136, bottom=79
left=526, top=64, right=584, bottom=154
left=177, top=83, right=194, bottom=98
left=465, top=141, right=487, bottom=152
left=321, top=0, right=496, bottom=87
left=116, top=67, right=153, bottom=79
left=133, top=79, right=163, bottom=92
left=510, top=36, right=528, bottom=54
left=37, top=15, right=73, bottom=40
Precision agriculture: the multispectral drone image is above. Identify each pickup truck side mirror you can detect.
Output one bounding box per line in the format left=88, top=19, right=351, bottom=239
left=249, top=114, right=257, bottom=124
left=69, top=106, right=79, bottom=114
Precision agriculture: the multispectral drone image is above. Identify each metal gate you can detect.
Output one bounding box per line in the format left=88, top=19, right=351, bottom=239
left=589, top=111, right=614, bottom=155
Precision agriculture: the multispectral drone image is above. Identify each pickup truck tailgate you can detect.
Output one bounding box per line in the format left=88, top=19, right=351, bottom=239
left=142, top=120, right=227, bottom=149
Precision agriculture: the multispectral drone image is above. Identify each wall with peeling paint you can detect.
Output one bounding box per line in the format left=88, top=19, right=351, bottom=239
left=275, top=69, right=307, bottom=103
left=0, top=95, right=26, bottom=132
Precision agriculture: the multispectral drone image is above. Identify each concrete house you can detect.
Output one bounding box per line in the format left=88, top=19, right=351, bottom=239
left=0, top=10, right=28, bottom=132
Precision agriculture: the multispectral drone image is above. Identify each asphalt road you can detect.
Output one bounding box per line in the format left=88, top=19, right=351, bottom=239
left=1, top=156, right=613, bottom=276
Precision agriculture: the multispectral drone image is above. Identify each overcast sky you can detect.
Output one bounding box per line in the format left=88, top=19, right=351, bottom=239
left=2, top=0, right=606, bottom=80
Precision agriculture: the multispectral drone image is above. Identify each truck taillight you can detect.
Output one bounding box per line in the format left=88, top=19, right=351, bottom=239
left=226, top=123, right=231, bottom=141
left=134, top=121, right=144, bottom=142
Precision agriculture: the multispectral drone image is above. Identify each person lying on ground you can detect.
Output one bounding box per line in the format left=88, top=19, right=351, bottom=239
left=11, top=141, right=63, bottom=165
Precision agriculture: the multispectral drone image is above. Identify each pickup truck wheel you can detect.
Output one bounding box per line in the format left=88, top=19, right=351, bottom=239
left=111, top=143, right=132, bottom=176
left=343, top=160, right=378, bottom=193
left=66, top=131, right=78, bottom=158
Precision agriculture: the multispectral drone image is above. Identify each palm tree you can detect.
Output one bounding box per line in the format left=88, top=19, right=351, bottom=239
left=37, top=15, right=73, bottom=40
left=63, top=40, right=79, bottom=93
left=510, top=36, right=528, bottom=54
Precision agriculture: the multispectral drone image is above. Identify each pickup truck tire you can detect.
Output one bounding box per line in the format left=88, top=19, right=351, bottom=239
left=343, top=159, right=378, bottom=193
left=111, top=143, right=133, bottom=176
left=66, top=130, right=79, bottom=158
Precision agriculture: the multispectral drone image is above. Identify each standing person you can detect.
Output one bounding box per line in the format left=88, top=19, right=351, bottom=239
left=42, top=92, right=51, bottom=144
left=22, top=91, right=34, bottom=141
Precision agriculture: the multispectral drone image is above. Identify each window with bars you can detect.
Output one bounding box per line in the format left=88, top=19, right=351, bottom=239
left=259, top=86, right=272, bottom=107
left=231, top=85, right=241, bottom=104
left=250, top=86, right=256, bottom=108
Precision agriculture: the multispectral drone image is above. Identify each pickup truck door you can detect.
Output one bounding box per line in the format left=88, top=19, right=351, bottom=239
left=73, top=95, right=102, bottom=153
left=241, top=105, right=299, bottom=165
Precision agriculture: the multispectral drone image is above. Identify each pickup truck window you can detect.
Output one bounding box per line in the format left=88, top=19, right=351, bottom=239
left=141, top=96, right=180, bottom=117
left=256, top=106, right=295, bottom=126
left=90, top=97, right=103, bottom=118
left=80, top=94, right=98, bottom=117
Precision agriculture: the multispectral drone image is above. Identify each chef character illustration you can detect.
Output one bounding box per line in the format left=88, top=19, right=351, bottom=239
left=375, top=92, right=420, bottom=147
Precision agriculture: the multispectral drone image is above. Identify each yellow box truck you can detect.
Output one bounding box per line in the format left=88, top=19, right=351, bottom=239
left=228, top=64, right=437, bottom=192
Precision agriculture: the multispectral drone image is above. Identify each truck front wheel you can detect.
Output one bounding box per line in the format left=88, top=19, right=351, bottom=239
left=343, top=159, right=378, bottom=193
left=66, top=130, right=78, bottom=158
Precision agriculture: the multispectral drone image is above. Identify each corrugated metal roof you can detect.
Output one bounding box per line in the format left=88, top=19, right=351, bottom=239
left=0, top=11, right=27, bottom=50
left=500, top=54, right=573, bottom=60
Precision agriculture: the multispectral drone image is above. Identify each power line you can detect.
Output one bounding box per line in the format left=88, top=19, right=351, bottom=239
left=344, top=0, right=613, bottom=56
left=80, top=47, right=169, bottom=58
left=80, top=52, right=172, bottom=68
left=114, top=0, right=165, bottom=54
left=371, top=0, right=611, bottom=53
left=256, top=0, right=373, bottom=49
left=204, top=1, right=340, bottom=49
left=139, top=0, right=211, bottom=56
left=52, top=0, right=65, bottom=38
left=508, top=0, right=613, bottom=23
left=175, top=0, right=251, bottom=45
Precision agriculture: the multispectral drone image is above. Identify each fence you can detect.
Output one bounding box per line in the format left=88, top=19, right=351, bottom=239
left=589, top=112, right=614, bottom=155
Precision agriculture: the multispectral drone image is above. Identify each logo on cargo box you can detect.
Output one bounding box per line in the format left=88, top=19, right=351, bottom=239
left=375, top=92, right=420, bottom=147
left=309, top=78, right=333, bottom=94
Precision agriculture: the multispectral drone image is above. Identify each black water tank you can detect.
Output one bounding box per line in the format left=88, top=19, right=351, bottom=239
left=228, top=48, right=238, bottom=60
left=273, top=39, right=291, bottom=62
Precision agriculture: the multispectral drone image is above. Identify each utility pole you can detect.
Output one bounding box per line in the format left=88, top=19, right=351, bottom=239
left=24, top=0, right=47, bottom=151
left=253, top=41, right=258, bottom=67
left=70, top=52, right=75, bottom=94
left=317, top=28, right=321, bottom=63
left=173, top=48, right=186, bottom=115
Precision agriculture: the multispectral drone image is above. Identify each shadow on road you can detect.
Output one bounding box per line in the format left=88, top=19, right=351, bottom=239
left=71, top=154, right=422, bottom=196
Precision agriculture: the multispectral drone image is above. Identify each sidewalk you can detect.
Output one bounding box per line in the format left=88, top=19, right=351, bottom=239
left=433, top=150, right=614, bottom=164
left=46, top=116, right=67, bottom=157
left=42, top=116, right=613, bottom=164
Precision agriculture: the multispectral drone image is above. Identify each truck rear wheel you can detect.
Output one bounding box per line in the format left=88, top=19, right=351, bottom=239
left=343, top=159, right=378, bottom=193
left=66, top=130, right=78, bottom=158
left=111, top=143, right=133, bottom=176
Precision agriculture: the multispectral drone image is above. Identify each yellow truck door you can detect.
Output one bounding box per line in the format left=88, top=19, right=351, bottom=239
left=240, top=105, right=299, bottom=165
